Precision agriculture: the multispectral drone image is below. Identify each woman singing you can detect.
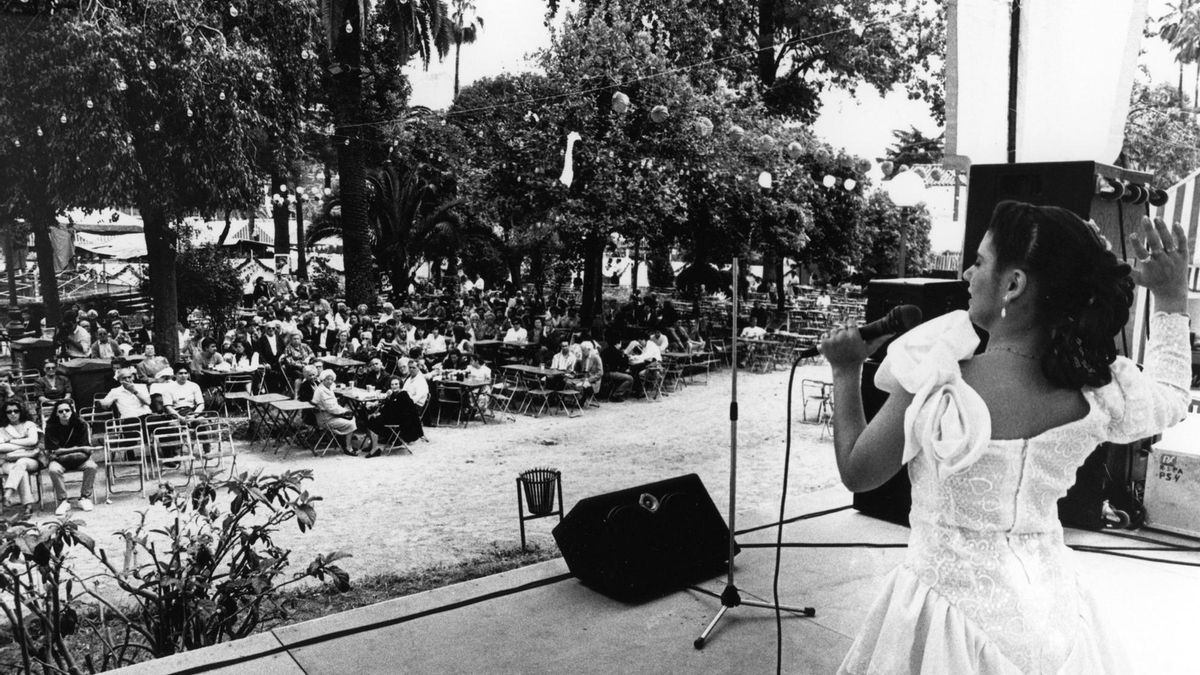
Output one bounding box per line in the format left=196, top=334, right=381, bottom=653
left=823, top=205, right=1190, bottom=674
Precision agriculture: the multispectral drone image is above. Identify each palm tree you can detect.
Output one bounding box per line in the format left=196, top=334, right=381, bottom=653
left=449, top=0, right=483, bottom=98
left=321, top=0, right=450, bottom=305
left=1159, top=1, right=1200, bottom=106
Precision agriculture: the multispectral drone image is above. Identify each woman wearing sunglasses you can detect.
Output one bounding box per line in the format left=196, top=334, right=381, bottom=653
left=0, top=402, right=42, bottom=519
left=44, top=401, right=96, bottom=515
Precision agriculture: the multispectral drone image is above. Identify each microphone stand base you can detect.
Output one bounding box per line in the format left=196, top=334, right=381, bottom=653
left=693, top=583, right=816, bottom=650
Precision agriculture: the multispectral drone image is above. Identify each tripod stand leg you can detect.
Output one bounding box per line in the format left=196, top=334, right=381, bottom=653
left=740, top=598, right=816, bottom=617
left=694, top=605, right=730, bottom=649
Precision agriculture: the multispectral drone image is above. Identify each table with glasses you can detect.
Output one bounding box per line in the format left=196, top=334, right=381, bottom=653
left=265, top=399, right=315, bottom=455
left=431, top=374, right=492, bottom=425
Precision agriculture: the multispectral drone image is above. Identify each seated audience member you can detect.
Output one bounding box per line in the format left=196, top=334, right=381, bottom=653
left=740, top=317, right=767, bottom=340
left=229, top=340, right=260, bottom=371
left=191, top=338, right=226, bottom=373
left=358, top=358, right=390, bottom=391
left=280, top=331, right=316, bottom=382
left=0, top=372, right=22, bottom=414
left=624, top=334, right=663, bottom=392
left=35, top=361, right=73, bottom=404
left=89, top=327, right=122, bottom=359
left=0, top=401, right=41, bottom=518
left=65, top=318, right=92, bottom=358
left=569, top=341, right=604, bottom=401
left=422, top=327, right=448, bottom=359
left=648, top=328, right=669, bottom=352
left=295, top=365, right=319, bottom=404
left=160, top=366, right=205, bottom=418
left=44, top=401, right=97, bottom=515
left=465, top=353, right=492, bottom=382
left=599, top=338, right=634, bottom=402
left=367, top=375, right=426, bottom=448
left=351, top=330, right=377, bottom=362
left=550, top=341, right=577, bottom=373
left=400, top=358, right=430, bottom=409
left=136, top=344, right=171, bottom=381
left=311, top=370, right=367, bottom=455
left=99, top=367, right=152, bottom=419
left=502, top=320, right=528, bottom=343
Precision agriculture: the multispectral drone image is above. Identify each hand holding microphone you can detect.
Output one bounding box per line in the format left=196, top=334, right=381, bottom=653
left=814, top=305, right=923, bottom=367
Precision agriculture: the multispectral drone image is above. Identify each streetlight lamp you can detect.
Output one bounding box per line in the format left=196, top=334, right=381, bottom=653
left=881, top=170, right=928, bottom=278
left=293, top=186, right=309, bottom=281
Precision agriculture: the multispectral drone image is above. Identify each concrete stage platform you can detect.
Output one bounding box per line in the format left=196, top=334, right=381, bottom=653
left=115, top=488, right=1200, bottom=674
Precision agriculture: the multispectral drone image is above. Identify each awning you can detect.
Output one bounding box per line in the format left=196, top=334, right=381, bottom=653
left=73, top=232, right=147, bottom=259
left=1151, top=168, right=1200, bottom=267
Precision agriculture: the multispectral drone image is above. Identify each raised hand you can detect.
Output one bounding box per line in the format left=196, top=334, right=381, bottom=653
left=1128, top=216, right=1189, bottom=312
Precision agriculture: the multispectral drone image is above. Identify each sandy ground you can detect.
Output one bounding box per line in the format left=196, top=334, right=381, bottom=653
left=42, top=362, right=845, bottom=593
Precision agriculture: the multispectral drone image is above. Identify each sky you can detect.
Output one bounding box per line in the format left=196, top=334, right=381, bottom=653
left=406, top=0, right=1183, bottom=163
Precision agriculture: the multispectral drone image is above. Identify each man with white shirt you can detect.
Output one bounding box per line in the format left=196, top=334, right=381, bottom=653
left=624, top=333, right=662, bottom=395
left=550, top=341, right=577, bottom=372
left=100, top=367, right=152, bottom=419
left=400, top=358, right=430, bottom=409
left=160, top=366, right=206, bottom=417
left=503, top=321, right=528, bottom=343
left=422, top=328, right=448, bottom=357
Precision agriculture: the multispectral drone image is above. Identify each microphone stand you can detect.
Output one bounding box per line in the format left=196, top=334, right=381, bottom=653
left=694, top=256, right=815, bottom=650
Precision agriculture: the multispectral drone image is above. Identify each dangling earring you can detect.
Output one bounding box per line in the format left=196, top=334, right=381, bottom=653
left=1001, top=296, right=1008, bottom=319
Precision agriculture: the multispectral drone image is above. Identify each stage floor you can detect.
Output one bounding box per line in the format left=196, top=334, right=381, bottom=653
left=113, top=487, right=1200, bottom=674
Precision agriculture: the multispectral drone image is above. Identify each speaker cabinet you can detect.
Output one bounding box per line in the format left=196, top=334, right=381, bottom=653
left=853, top=278, right=971, bottom=526
left=964, top=161, right=1152, bottom=357
left=552, top=474, right=733, bottom=601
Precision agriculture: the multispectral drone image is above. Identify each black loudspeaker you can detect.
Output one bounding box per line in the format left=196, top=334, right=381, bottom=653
left=964, top=161, right=1153, bottom=356
left=852, top=278, right=971, bottom=526
left=552, top=474, right=734, bottom=601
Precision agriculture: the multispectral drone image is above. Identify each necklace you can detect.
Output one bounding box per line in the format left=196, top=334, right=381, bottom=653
left=987, top=344, right=1039, bottom=361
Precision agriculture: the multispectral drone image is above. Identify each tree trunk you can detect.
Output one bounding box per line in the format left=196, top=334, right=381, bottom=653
left=453, top=40, right=462, bottom=98
left=757, top=0, right=777, bottom=86
left=4, top=228, right=18, bottom=310
left=531, top=248, right=544, bottom=298
left=646, top=242, right=674, bottom=288
left=332, top=0, right=374, bottom=307
left=295, top=198, right=308, bottom=281
left=774, top=255, right=786, bottom=311
left=31, top=200, right=62, bottom=327
left=217, top=209, right=232, bottom=246
left=140, top=203, right=179, bottom=363
left=272, top=176, right=291, bottom=261
left=580, top=237, right=604, bottom=323
left=630, top=240, right=640, bottom=293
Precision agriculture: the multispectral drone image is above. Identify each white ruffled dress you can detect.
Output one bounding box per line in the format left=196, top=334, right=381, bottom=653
left=838, top=310, right=1191, bottom=675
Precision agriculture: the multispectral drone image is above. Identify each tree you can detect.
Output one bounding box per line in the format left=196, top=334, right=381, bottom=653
left=882, top=126, right=944, bottom=174
left=857, top=190, right=931, bottom=280
left=552, top=0, right=945, bottom=123
left=0, top=1, right=317, bottom=361
left=1158, top=1, right=1200, bottom=105
left=449, top=0, right=484, bottom=99
left=325, top=0, right=451, bottom=307
left=1123, top=80, right=1200, bottom=187
left=173, top=246, right=246, bottom=333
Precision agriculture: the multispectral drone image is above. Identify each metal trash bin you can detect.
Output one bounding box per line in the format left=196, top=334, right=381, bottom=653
left=517, top=467, right=563, bottom=549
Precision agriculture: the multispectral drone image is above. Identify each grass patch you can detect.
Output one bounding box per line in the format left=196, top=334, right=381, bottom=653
left=268, top=543, right=562, bottom=628
left=0, top=543, right=562, bottom=672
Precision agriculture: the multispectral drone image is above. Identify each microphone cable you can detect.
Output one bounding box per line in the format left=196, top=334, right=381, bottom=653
left=770, top=353, right=809, bottom=675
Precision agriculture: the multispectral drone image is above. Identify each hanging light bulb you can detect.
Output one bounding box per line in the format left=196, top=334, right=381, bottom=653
left=822, top=174, right=837, bottom=188
left=184, top=35, right=193, bottom=48
left=12, top=139, right=19, bottom=148
left=219, top=91, right=226, bottom=101
left=229, top=4, right=239, bottom=17
left=154, top=122, right=161, bottom=131
left=254, top=71, right=263, bottom=81
left=148, top=58, right=157, bottom=70
left=36, top=126, right=43, bottom=137
left=344, top=20, right=353, bottom=34
left=344, top=138, right=350, bottom=146
left=186, top=107, right=194, bottom=118
left=323, top=187, right=332, bottom=196
left=86, top=98, right=95, bottom=109
left=59, top=113, right=67, bottom=124
left=611, top=91, right=629, bottom=114
left=843, top=178, right=857, bottom=191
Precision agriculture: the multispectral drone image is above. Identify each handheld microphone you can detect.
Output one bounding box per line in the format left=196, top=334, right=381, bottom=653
left=795, top=304, right=924, bottom=360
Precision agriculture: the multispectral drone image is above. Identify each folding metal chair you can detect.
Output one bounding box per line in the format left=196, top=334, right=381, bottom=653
left=103, top=418, right=149, bottom=497
left=151, top=424, right=193, bottom=486
left=191, top=421, right=237, bottom=476
left=800, top=379, right=833, bottom=424
left=221, top=372, right=256, bottom=420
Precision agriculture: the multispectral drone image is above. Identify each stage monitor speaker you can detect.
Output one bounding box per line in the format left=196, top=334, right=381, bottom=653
left=964, top=161, right=1153, bottom=357
left=552, top=474, right=733, bottom=602
left=853, top=278, right=971, bottom=526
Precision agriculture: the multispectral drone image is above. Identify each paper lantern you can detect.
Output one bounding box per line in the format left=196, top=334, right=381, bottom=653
left=650, top=105, right=669, bottom=123
left=694, top=116, right=713, bottom=137
left=184, top=35, right=193, bottom=48
left=822, top=174, right=837, bottom=188
left=757, top=133, right=775, bottom=150
left=758, top=171, right=773, bottom=189
left=229, top=4, right=238, bottom=17
left=879, top=160, right=894, bottom=176
left=728, top=125, right=745, bottom=142
left=786, top=141, right=804, bottom=159
left=855, top=159, right=872, bottom=174
left=611, top=91, right=630, bottom=114
left=843, top=178, right=857, bottom=190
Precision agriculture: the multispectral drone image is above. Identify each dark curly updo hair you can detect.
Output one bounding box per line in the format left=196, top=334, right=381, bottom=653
left=987, top=201, right=1134, bottom=388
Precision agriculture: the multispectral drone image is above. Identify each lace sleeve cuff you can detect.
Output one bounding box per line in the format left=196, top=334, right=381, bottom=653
left=1145, top=311, right=1192, bottom=395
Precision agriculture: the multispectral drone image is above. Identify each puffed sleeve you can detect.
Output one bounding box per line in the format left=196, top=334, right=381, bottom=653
left=1089, top=312, right=1191, bottom=444
left=874, top=310, right=991, bottom=479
